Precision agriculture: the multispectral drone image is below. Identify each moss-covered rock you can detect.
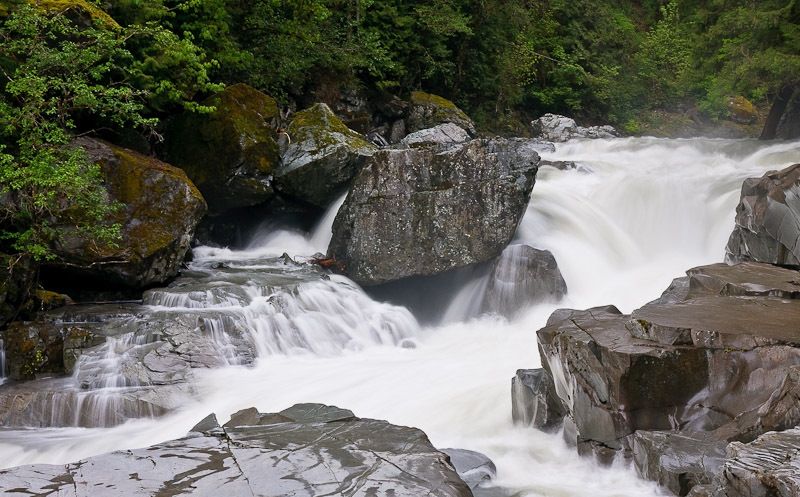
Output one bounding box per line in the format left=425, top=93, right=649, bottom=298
left=727, top=95, right=758, bottom=124
left=164, top=84, right=281, bottom=215
left=405, top=91, right=476, bottom=136
left=50, top=138, right=206, bottom=288
left=275, top=103, right=377, bottom=208
left=2, top=320, right=64, bottom=380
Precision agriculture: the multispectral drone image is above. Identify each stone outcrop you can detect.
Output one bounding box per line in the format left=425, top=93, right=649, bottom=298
left=725, top=163, right=800, bottom=267
left=328, top=138, right=538, bottom=285
left=523, top=261, right=800, bottom=491
left=163, top=84, right=281, bottom=215
left=531, top=114, right=619, bottom=142
left=0, top=403, right=474, bottom=497
left=405, top=91, right=476, bottom=136
left=481, top=245, right=567, bottom=318
left=50, top=138, right=206, bottom=288
left=275, top=103, right=378, bottom=207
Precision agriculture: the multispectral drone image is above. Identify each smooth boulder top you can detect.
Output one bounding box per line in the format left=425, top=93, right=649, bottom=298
left=0, top=404, right=474, bottom=497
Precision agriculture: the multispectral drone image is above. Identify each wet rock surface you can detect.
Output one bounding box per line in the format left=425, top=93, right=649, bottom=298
left=531, top=114, right=618, bottom=142
left=275, top=103, right=378, bottom=208
left=441, top=448, right=497, bottom=490
left=725, top=163, right=800, bottom=267
left=50, top=138, right=206, bottom=288
left=481, top=244, right=567, bottom=318
left=163, top=84, right=281, bottom=215
left=329, top=138, right=538, bottom=285
left=0, top=403, right=473, bottom=497
left=511, top=368, right=565, bottom=430
left=525, top=261, right=800, bottom=494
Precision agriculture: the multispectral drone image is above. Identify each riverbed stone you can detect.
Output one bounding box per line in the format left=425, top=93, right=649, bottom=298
left=481, top=245, right=567, bottom=318
left=405, top=91, right=476, bottom=136
left=49, top=138, right=206, bottom=288
left=713, top=428, right=800, bottom=497
left=328, top=138, right=538, bottom=285
left=0, top=404, right=474, bottom=497
left=163, top=83, right=280, bottom=215
left=531, top=114, right=619, bottom=142
left=725, top=163, right=800, bottom=267
left=275, top=103, right=377, bottom=207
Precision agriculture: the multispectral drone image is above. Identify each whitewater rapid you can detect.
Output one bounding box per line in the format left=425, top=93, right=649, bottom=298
left=2, top=137, right=799, bottom=496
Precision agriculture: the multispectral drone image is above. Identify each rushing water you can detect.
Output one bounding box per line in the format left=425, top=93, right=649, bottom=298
left=1, top=137, right=799, bottom=496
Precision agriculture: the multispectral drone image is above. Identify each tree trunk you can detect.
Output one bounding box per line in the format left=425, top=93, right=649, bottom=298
left=760, top=85, right=794, bottom=140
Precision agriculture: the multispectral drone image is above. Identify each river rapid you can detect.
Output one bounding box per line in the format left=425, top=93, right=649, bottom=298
left=2, top=137, right=799, bottom=496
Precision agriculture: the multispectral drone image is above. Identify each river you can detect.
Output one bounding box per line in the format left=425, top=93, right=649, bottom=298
left=1, top=137, right=799, bottom=496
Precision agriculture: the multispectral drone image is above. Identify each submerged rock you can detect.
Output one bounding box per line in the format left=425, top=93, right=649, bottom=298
left=50, top=138, right=206, bottom=288
left=531, top=113, right=618, bottom=142
left=725, top=163, right=800, bottom=267
left=481, top=245, right=567, bottom=318
left=405, top=91, right=476, bottom=135
left=329, top=138, right=538, bottom=285
left=275, top=103, right=377, bottom=207
left=0, top=403, right=473, bottom=497
left=163, top=84, right=281, bottom=215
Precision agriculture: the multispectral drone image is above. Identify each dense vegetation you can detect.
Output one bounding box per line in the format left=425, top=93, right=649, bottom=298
left=0, top=0, right=798, bottom=269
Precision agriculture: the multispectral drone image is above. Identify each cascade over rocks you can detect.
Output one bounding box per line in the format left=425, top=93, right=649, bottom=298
left=275, top=103, right=378, bottom=208
left=725, top=163, right=800, bottom=267
left=328, top=138, right=539, bottom=286
left=163, top=84, right=281, bottom=215
left=0, top=403, right=474, bottom=497
left=481, top=244, right=567, bottom=318
left=518, top=261, right=800, bottom=494
left=405, top=91, right=476, bottom=136
left=50, top=138, right=206, bottom=288
left=531, top=113, right=619, bottom=142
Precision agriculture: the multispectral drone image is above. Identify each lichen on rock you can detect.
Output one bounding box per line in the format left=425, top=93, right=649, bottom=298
left=405, top=91, right=476, bottom=136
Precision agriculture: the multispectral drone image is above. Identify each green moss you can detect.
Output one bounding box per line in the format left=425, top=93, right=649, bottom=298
left=728, top=95, right=757, bottom=123
left=410, top=91, right=459, bottom=111
left=33, top=0, right=120, bottom=29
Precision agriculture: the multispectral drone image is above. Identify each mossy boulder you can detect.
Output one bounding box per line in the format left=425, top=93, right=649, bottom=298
left=1, top=320, right=65, bottom=380
left=405, top=91, right=476, bottom=136
left=275, top=103, right=378, bottom=207
left=50, top=138, right=206, bottom=288
left=727, top=95, right=758, bottom=124
left=164, top=83, right=281, bottom=215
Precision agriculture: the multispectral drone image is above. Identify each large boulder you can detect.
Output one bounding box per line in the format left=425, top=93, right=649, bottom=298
left=405, top=91, right=476, bottom=136
left=163, top=83, right=280, bottom=215
left=328, top=138, right=539, bottom=285
left=0, top=403, right=473, bottom=497
left=531, top=113, right=618, bottom=142
left=275, top=103, right=378, bottom=207
left=481, top=245, right=567, bottom=318
left=401, top=123, right=470, bottom=148
left=725, top=164, right=800, bottom=267
left=51, top=138, right=206, bottom=288
left=727, top=96, right=758, bottom=125
left=534, top=262, right=800, bottom=465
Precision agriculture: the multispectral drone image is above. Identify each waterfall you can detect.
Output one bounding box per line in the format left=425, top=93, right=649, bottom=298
left=2, top=137, right=799, bottom=497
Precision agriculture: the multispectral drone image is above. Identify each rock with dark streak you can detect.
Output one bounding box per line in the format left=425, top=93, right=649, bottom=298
left=329, top=138, right=538, bottom=285
left=0, top=404, right=473, bottom=497
left=511, top=368, right=565, bottom=430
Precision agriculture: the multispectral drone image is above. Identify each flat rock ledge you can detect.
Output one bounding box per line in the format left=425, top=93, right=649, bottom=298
left=0, top=403, right=474, bottom=497
left=514, top=261, right=800, bottom=496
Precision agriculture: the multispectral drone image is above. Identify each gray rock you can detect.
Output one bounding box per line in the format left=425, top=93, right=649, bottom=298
left=389, top=118, right=407, bottom=143
left=713, top=428, right=800, bottom=497
left=0, top=404, right=473, bottom=497
left=441, top=448, right=497, bottom=489
left=531, top=114, right=619, bottom=142
left=633, top=430, right=728, bottom=496
left=540, top=159, right=594, bottom=173
left=162, top=83, right=280, bottom=215
left=725, top=164, right=800, bottom=267
left=401, top=123, right=470, bottom=147
left=511, top=368, right=565, bottom=430
left=777, top=95, right=800, bottom=140
left=481, top=245, right=567, bottom=318
left=405, top=91, right=476, bottom=135
left=276, top=103, right=378, bottom=207
left=328, top=138, right=538, bottom=285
